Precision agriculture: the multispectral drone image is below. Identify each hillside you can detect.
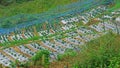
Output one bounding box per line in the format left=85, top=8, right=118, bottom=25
left=49, top=33, right=120, bottom=68
left=0, top=0, right=78, bottom=18
left=0, top=0, right=119, bottom=68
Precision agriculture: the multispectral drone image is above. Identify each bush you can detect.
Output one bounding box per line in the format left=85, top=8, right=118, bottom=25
left=31, top=50, right=50, bottom=66
left=57, top=49, right=77, bottom=61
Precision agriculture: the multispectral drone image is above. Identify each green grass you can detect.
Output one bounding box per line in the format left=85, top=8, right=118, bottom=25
left=72, top=33, right=120, bottom=68
left=57, top=49, right=77, bottom=61
left=0, top=0, right=78, bottom=18
left=108, top=0, right=120, bottom=11
left=0, top=0, right=118, bottom=28
left=0, top=0, right=78, bottom=28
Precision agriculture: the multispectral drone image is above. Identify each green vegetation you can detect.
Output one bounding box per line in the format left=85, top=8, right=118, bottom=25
left=0, top=0, right=33, bottom=6
left=0, top=0, right=77, bottom=18
left=108, top=0, right=120, bottom=11
left=57, top=49, right=77, bottom=61
left=31, top=50, right=50, bottom=67
left=0, top=0, right=78, bottom=28
left=2, top=32, right=120, bottom=68
left=0, top=0, right=117, bottom=29
left=50, top=32, right=120, bottom=68
left=0, top=0, right=119, bottom=68
left=72, top=33, right=120, bottom=68
left=10, top=50, right=50, bottom=68
left=0, top=24, right=78, bottom=49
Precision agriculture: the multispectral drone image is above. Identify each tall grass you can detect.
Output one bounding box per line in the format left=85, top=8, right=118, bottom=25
left=72, top=33, right=120, bottom=68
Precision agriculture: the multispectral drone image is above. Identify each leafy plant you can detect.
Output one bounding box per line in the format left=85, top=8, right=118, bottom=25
left=31, top=50, right=50, bottom=67
left=57, top=49, right=77, bottom=61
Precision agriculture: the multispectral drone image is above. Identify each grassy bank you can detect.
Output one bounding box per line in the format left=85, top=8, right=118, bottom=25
left=0, top=0, right=78, bottom=18
left=72, top=33, right=120, bottom=68
left=0, top=0, right=78, bottom=28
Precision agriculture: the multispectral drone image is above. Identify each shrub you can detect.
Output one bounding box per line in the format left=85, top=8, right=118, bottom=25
left=57, top=49, right=77, bottom=61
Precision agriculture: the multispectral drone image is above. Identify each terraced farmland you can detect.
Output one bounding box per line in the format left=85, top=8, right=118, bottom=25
left=0, top=0, right=120, bottom=68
